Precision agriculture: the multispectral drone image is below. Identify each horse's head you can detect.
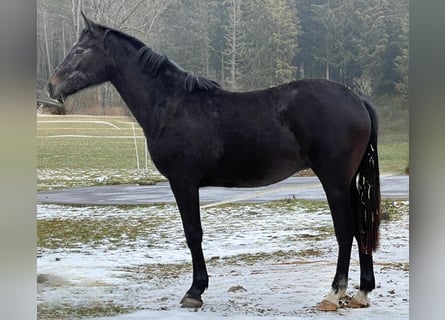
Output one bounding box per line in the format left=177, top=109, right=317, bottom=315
left=47, top=12, right=113, bottom=103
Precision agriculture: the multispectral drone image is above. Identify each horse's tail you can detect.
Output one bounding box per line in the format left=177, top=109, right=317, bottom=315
left=353, top=99, right=381, bottom=255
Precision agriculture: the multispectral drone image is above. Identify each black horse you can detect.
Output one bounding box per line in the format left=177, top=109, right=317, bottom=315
left=47, top=13, right=381, bottom=311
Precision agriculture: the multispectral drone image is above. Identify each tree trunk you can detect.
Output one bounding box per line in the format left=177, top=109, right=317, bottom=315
left=42, top=12, right=52, bottom=75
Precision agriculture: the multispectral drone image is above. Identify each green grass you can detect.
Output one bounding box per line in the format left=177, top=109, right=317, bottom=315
left=378, top=138, right=409, bottom=173
left=37, top=115, right=149, bottom=169
left=375, top=97, right=409, bottom=174
left=37, top=115, right=166, bottom=190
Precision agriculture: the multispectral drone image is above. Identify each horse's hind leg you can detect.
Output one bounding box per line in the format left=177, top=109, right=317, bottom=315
left=347, top=251, right=374, bottom=308
left=348, top=180, right=375, bottom=308
left=313, top=166, right=356, bottom=311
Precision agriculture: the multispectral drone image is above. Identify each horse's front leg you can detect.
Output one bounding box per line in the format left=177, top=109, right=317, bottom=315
left=170, top=179, right=208, bottom=308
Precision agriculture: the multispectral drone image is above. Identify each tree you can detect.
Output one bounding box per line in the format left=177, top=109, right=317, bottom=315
left=293, top=0, right=325, bottom=79
left=350, top=0, right=388, bottom=96
left=37, top=0, right=175, bottom=114
left=161, top=0, right=219, bottom=79
left=267, top=0, right=300, bottom=85
left=375, top=0, right=408, bottom=98
left=37, top=0, right=74, bottom=88
left=306, top=0, right=389, bottom=94
left=223, top=0, right=246, bottom=90
left=392, top=1, right=409, bottom=108
left=241, top=0, right=300, bottom=89
left=308, top=0, right=367, bottom=82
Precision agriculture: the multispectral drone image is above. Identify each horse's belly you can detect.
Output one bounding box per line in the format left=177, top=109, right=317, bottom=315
left=200, top=153, right=310, bottom=188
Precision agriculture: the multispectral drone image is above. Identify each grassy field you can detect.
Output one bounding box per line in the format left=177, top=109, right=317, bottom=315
left=37, top=115, right=166, bottom=190
left=37, top=113, right=408, bottom=190
left=37, top=115, right=149, bottom=169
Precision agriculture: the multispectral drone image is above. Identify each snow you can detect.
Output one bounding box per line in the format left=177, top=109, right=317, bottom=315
left=37, top=201, right=409, bottom=319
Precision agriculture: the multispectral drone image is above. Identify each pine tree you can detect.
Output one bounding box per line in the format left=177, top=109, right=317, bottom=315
left=242, top=0, right=300, bottom=89
left=267, top=0, right=300, bottom=85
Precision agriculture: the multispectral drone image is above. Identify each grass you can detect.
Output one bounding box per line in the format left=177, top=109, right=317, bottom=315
left=37, top=115, right=166, bottom=190
left=378, top=140, right=409, bottom=173
left=375, top=97, right=409, bottom=174
left=37, top=111, right=408, bottom=191
left=37, top=115, right=150, bottom=170
left=378, top=114, right=409, bottom=174
left=37, top=217, right=148, bottom=249
left=37, top=304, right=131, bottom=320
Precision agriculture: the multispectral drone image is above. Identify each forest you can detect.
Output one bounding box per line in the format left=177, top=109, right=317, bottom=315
left=37, top=0, right=408, bottom=115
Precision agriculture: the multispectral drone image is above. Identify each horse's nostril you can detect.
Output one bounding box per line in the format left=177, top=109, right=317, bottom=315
left=47, top=82, right=54, bottom=97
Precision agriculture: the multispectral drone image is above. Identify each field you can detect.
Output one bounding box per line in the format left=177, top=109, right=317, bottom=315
left=37, top=113, right=409, bottom=319
left=37, top=115, right=149, bottom=170
left=37, top=115, right=165, bottom=190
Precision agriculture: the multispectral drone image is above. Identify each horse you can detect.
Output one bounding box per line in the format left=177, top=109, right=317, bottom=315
left=47, top=12, right=381, bottom=311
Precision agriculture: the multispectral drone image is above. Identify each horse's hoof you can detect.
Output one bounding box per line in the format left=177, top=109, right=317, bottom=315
left=317, top=299, right=338, bottom=311
left=180, top=294, right=203, bottom=308
left=347, top=291, right=369, bottom=308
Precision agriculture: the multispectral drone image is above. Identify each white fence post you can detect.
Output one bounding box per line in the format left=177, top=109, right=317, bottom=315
left=132, top=122, right=140, bottom=170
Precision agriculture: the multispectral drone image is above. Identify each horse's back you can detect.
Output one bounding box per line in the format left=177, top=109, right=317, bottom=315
left=216, top=79, right=371, bottom=160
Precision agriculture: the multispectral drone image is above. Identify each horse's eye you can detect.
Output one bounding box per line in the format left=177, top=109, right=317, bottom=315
left=74, top=48, right=85, bottom=55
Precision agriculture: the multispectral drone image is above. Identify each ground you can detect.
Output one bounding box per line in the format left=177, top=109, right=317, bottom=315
left=37, top=200, right=409, bottom=320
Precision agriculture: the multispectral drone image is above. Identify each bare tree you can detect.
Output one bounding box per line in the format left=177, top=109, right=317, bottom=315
left=41, top=11, right=53, bottom=76
left=224, top=0, right=245, bottom=90
left=72, top=0, right=82, bottom=38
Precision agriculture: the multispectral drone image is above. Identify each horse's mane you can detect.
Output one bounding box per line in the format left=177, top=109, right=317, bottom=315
left=89, top=22, right=220, bottom=93
left=135, top=46, right=167, bottom=77
left=135, top=46, right=220, bottom=93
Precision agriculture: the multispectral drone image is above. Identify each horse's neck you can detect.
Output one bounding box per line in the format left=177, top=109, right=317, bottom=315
left=110, top=56, right=168, bottom=139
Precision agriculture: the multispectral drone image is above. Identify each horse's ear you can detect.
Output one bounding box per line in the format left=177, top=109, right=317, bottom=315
left=81, top=11, right=92, bottom=31
left=81, top=11, right=103, bottom=38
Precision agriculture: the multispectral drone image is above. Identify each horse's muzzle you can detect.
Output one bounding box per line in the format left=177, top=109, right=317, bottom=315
left=46, top=77, right=63, bottom=104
